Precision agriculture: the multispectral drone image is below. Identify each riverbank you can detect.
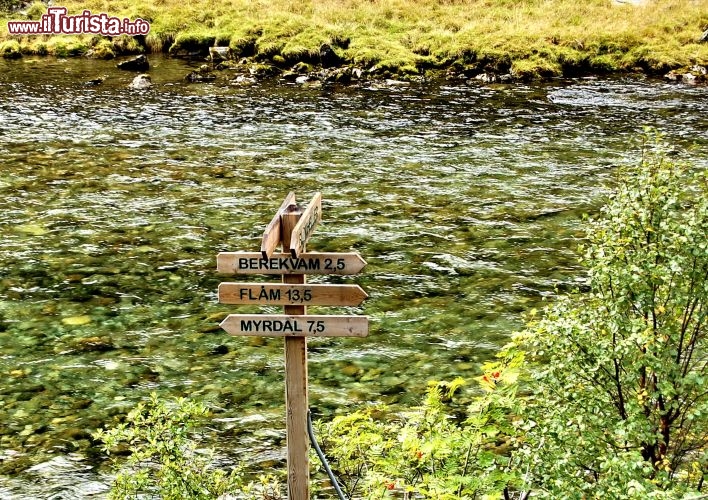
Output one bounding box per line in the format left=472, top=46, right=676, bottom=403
left=1, top=0, right=707, bottom=80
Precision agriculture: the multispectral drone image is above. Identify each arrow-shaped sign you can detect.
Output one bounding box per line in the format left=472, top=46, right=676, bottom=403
left=218, top=283, right=368, bottom=306
left=289, top=192, right=321, bottom=258
left=260, top=191, right=296, bottom=259
left=216, top=252, right=367, bottom=275
left=220, top=314, right=368, bottom=337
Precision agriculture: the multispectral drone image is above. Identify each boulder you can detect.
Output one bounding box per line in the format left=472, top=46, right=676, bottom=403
left=209, top=46, right=231, bottom=63
left=117, top=54, right=149, bottom=71
left=128, top=74, right=152, bottom=89
left=664, top=70, right=681, bottom=82
left=281, top=71, right=299, bottom=82
left=319, top=43, right=343, bottom=68
left=682, top=73, right=698, bottom=85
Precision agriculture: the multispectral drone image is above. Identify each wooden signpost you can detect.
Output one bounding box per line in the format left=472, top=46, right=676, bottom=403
left=217, top=192, right=368, bottom=499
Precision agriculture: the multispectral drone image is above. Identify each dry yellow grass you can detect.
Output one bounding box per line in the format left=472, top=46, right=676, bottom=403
left=2, top=0, right=707, bottom=77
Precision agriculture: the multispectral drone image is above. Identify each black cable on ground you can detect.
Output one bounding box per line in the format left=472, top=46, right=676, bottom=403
left=307, top=410, right=348, bottom=500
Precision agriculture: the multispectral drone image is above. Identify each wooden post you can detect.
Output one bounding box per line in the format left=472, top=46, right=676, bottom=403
left=217, top=192, right=369, bottom=499
left=281, top=205, right=309, bottom=499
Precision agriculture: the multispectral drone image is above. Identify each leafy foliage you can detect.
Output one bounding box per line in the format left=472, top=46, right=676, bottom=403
left=0, top=0, right=22, bottom=14
left=93, top=393, right=284, bottom=500
left=316, top=375, right=524, bottom=499
left=513, top=131, right=708, bottom=497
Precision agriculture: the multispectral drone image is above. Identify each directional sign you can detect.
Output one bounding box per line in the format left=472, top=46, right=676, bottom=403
left=218, top=283, right=368, bottom=306
left=289, top=192, right=321, bottom=257
left=216, top=252, right=367, bottom=275
left=260, top=191, right=296, bottom=259
left=220, top=314, right=369, bottom=337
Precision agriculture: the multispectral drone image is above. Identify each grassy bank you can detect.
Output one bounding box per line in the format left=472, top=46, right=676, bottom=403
left=2, top=0, right=708, bottom=79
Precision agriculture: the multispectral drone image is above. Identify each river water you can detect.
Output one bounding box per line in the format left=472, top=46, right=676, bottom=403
left=0, top=56, right=706, bottom=498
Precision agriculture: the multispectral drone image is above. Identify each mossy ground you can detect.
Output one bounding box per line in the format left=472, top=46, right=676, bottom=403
left=2, top=0, right=707, bottom=78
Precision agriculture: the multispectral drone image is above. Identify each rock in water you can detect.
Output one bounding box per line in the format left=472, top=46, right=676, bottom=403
left=129, top=74, right=152, bottom=89
left=185, top=71, right=217, bottom=83
left=209, top=46, right=231, bottom=63
left=117, top=54, right=149, bottom=71
left=84, top=76, right=105, bottom=86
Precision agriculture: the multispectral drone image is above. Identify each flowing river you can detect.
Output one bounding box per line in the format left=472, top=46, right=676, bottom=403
left=0, top=56, right=706, bottom=497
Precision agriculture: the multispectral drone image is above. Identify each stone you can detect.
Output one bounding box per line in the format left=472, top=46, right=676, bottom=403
left=334, top=69, right=352, bottom=84
left=385, top=79, right=410, bottom=86
left=185, top=71, right=216, bottom=83
left=682, top=73, right=698, bottom=84
left=281, top=71, right=299, bottom=82
left=351, top=67, right=363, bottom=80
left=116, top=54, right=149, bottom=71
left=128, top=74, right=152, bottom=89
left=292, top=61, right=313, bottom=74
left=664, top=70, right=681, bottom=82
left=475, top=72, right=498, bottom=84
left=73, top=336, right=115, bottom=353
left=232, top=75, right=257, bottom=86
left=295, top=75, right=309, bottom=84
left=84, top=77, right=105, bottom=86
left=319, top=43, right=343, bottom=68
left=209, top=46, right=231, bottom=63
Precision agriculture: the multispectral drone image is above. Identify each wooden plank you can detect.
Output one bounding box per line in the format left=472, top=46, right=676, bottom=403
left=260, top=191, right=296, bottom=259
left=281, top=210, right=309, bottom=500
left=219, top=283, right=368, bottom=306
left=289, top=192, right=321, bottom=258
left=217, top=252, right=367, bottom=275
left=219, top=314, right=369, bottom=337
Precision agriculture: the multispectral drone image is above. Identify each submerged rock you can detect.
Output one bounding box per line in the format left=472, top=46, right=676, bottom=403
left=117, top=54, right=149, bottom=71
left=73, top=336, right=115, bottom=352
left=84, top=77, right=105, bottom=86
left=185, top=70, right=217, bottom=83
left=128, top=73, right=152, bottom=89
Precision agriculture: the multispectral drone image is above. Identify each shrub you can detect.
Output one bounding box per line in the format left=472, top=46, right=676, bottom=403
left=515, top=131, right=708, bottom=497
left=317, top=376, right=523, bottom=499
left=94, top=394, right=241, bottom=499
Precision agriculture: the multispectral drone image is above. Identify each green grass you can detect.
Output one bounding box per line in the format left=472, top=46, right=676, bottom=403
left=2, top=0, right=707, bottom=78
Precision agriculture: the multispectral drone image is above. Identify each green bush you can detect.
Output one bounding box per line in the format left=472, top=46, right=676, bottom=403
left=317, top=376, right=523, bottom=499
left=514, top=131, right=708, bottom=497
left=94, top=394, right=242, bottom=499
